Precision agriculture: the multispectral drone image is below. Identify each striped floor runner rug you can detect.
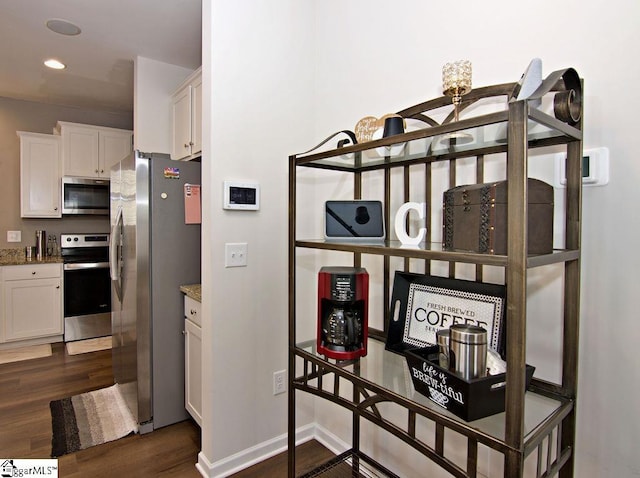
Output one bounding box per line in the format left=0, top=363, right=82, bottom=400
left=50, top=384, right=138, bottom=457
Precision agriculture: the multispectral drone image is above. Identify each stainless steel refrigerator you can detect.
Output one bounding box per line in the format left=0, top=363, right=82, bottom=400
left=110, top=150, right=201, bottom=433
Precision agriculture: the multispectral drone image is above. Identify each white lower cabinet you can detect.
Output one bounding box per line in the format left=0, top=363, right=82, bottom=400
left=184, top=296, right=202, bottom=426
left=2, top=264, right=63, bottom=343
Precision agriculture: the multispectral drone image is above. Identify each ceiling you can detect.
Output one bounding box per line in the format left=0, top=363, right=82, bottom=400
left=0, top=0, right=202, bottom=114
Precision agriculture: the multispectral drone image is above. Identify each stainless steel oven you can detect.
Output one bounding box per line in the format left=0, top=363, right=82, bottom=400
left=61, top=233, right=111, bottom=342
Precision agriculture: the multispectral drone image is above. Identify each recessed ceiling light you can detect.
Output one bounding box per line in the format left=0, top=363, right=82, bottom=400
left=44, top=59, right=66, bottom=70
left=46, top=18, right=81, bottom=36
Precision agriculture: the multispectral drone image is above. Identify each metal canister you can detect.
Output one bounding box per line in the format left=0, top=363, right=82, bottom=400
left=25, top=246, right=35, bottom=261
left=449, top=324, right=487, bottom=380
left=436, top=329, right=450, bottom=370
left=35, top=230, right=46, bottom=260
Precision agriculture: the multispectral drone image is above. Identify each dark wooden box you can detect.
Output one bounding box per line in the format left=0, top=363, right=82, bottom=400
left=405, top=346, right=535, bottom=421
left=443, top=178, right=554, bottom=255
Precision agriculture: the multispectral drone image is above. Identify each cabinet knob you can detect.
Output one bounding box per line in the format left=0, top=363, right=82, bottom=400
left=190, top=309, right=197, bottom=315
left=32, top=271, right=36, bottom=275
left=100, top=169, right=104, bottom=173
left=184, top=143, right=190, bottom=148
left=56, top=285, right=60, bottom=289
left=189, top=141, right=194, bottom=146
left=182, top=330, right=187, bottom=335
left=54, top=207, right=58, bottom=211
left=95, top=169, right=99, bottom=173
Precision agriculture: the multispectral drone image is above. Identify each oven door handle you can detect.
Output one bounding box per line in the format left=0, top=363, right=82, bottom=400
left=64, top=262, right=110, bottom=271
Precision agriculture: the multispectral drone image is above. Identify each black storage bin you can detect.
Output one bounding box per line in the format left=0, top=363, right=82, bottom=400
left=405, top=346, right=535, bottom=421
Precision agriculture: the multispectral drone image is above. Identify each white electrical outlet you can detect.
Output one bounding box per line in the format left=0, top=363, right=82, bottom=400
left=7, top=231, right=21, bottom=242
left=273, top=370, right=286, bottom=395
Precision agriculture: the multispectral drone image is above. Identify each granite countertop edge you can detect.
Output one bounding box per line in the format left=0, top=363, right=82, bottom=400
left=1, top=247, right=64, bottom=266
left=180, top=284, right=201, bottom=302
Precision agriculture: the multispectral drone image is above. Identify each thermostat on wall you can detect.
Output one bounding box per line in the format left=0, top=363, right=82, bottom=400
left=553, top=147, right=609, bottom=188
left=223, top=181, right=260, bottom=210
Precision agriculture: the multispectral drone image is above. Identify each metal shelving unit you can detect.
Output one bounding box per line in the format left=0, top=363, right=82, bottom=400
left=288, top=70, right=583, bottom=477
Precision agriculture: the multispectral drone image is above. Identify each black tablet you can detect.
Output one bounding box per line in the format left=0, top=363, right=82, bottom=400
left=324, top=200, right=385, bottom=242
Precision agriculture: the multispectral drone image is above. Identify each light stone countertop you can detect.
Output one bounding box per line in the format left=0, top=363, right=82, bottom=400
left=0, top=248, right=63, bottom=266
left=180, top=284, right=201, bottom=302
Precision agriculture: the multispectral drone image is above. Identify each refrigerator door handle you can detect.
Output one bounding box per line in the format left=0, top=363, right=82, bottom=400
left=110, top=206, right=124, bottom=301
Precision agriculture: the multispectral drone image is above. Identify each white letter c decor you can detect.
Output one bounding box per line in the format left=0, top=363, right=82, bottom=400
left=394, top=202, right=427, bottom=246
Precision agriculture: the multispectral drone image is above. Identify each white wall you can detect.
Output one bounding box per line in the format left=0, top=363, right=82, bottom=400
left=199, top=0, right=640, bottom=477
left=310, top=1, right=640, bottom=477
left=134, top=56, right=194, bottom=153
left=199, top=1, right=316, bottom=476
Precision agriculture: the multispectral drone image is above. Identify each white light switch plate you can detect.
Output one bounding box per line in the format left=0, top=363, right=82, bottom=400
left=7, top=231, right=21, bottom=242
left=225, top=242, right=248, bottom=267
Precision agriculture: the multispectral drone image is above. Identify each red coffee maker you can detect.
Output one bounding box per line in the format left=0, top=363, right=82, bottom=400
left=317, top=266, right=368, bottom=360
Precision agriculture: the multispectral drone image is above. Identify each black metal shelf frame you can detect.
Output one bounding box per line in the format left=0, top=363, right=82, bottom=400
left=288, top=71, right=583, bottom=478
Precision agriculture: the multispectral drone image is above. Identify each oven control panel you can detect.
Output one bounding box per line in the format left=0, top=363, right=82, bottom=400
left=61, top=234, right=110, bottom=248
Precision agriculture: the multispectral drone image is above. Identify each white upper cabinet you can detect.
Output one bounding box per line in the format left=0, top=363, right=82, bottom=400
left=172, top=87, right=192, bottom=160
left=17, top=131, right=62, bottom=218
left=191, top=73, right=202, bottom=156
left=171, top=68, right=202, bottom=161
left=56, top=121, right=132, bottom=178
left=100, top=128, right=134, bottom=174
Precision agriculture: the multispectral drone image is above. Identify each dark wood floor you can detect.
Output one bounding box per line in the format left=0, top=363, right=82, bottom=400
left=0, top=342, right=333, bottom=477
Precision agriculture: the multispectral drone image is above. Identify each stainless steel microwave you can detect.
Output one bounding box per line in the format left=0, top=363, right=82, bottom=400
left=62, top=177, right=110, bottom=215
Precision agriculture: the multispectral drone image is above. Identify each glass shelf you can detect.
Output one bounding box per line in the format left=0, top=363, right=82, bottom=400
left=295, top=238, right=580, bottom=268
left=293, top=338, right=570, bottom=448
left=294, top=109, right=582, bottom=172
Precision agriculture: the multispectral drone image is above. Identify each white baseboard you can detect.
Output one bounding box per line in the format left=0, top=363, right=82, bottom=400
left=308, top=422, right=349, bottom=456
left=0, top=335, right=62, bottom=351
left=196, top=422, right=348, bottom=478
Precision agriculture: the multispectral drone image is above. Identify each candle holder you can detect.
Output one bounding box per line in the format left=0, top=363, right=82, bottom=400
left=440, top=60, right=474, bottom=144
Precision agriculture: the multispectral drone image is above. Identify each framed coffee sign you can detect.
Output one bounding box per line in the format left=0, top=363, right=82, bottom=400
left=385, top=272, right=506, bottom=356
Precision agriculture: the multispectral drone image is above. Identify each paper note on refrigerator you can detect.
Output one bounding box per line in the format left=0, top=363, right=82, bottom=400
left=184, top=184, right=201, bottom=224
